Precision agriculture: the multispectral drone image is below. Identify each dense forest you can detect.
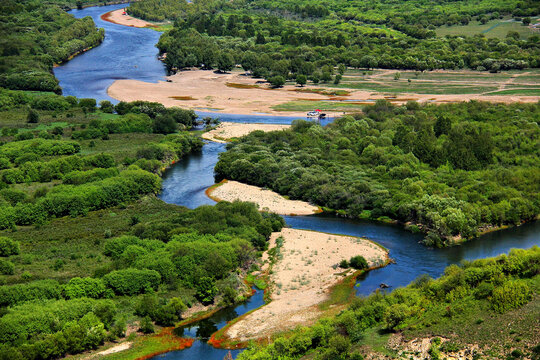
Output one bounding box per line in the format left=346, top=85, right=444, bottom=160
left=238, top=246, right=540, bottom=359
left=0, top=90, right=284, bottom=359
left=216, top=101, right=540, bottom=246
left=129, top=0, right=539, bottom=86
left=0, top=0, right=107, bottom=93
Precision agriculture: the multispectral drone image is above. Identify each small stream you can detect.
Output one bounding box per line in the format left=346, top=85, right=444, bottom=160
left=54, top=4, right=539, bottom=359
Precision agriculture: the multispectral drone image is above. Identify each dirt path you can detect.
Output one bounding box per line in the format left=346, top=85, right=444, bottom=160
left=219, top=229, right=388, bottom=343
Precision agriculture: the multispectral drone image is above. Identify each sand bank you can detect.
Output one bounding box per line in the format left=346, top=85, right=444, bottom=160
left=220, top=228, right=388, bottom=342
left=202, top=122, right=290, bottom=143
left=101, top=9, right=155, bottom=28
left=108, top=69, right=333, bottom=117
left=207, top=180, right=320, bottom=216
left=107, top=69, right=539, bottom=117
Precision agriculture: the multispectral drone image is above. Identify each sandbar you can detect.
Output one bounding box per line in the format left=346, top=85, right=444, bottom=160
left=101, top=9, right=155, bottom=28
left=207, top=180, right=320, bottom=216
left=220, top=228, right=388, bottom=342
left=202, top=122, right=290, bottom=143
left=107, top=69, right=539, bottom=117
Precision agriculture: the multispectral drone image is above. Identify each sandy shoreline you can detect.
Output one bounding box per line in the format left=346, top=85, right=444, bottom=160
left=207, top=180, right=320, bottom=216
left=101, top=9, right=155, bottom=28
left=220, top=228, right=388, bottom=342
left=107, top=69, right=539, bottom=117
left=202, top=122, right=290, bottom=143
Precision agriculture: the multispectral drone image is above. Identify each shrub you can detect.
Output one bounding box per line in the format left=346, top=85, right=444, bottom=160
left=64, top=277, right=107, bottom=299
left=27, top=109, right=39, bottom=123
left=195, top=276, right=218, bottom=305
left=0, top=259, right=14, bottom=275
left=349, top=255, right=368, bottom=270
left=491, top=280, right=531, bottom=313
left=139, top=316, right=154, bottom=334
left=0, top=237, right=20, bottom=256
left=0, top=280, right=62, bottom=307
left=103, top=268, right=161, bottom=295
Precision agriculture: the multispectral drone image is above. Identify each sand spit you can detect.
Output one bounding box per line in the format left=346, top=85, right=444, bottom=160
left=221, top=228, right=388, bottom=342
left=101, top=9, right=154, bottom=28
left=202, top=122, right=290, bottom=143
left=207, top=180, right=320, bottom=216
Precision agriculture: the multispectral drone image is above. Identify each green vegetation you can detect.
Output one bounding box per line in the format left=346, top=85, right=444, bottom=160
left=0, top=0, right=105, bottom=93
left=238, top=246, right=540, bottom=359
left=216, top=101, right=540, bottom=246
left=0, top=89, right=286, bottom=359
left=130, top=0, right=538, bottom=92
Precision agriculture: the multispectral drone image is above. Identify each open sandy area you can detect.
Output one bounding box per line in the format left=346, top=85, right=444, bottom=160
left=107, top=69, right=539, bottom=117
left=101, top=9, right=154, bottom=28
left=202, top=122, right=290, bottom=143
left=207, top=181, right=320, bottom=216
left=221, top=228, right=388, bottom=342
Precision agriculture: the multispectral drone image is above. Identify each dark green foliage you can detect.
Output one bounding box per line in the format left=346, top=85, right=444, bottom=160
left=216, top=102, right=539, bottom=245
left=268, top=76, right=286, bottom=88
left=102, top=268, right=161, bottom=296
left=0, top=0, right=104, bottom=93
left=0, top=259, right=14, bottom=275
left=78, top=98, right=96, bottom=113
left=349, top=255, right=368, bottom=270
left=0, top=236, right=19, bottom=256
left=27, top=109, right=39, bottom=124
left=139, top=316, right=155, bottom=334
left=195, top=276, right=218, bottom=305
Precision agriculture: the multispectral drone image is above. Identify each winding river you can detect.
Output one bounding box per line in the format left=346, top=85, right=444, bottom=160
left=55, top=5, right=539, bottom=359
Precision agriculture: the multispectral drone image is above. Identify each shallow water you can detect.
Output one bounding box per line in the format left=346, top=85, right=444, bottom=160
left=55, top=5, right=539, bottom=359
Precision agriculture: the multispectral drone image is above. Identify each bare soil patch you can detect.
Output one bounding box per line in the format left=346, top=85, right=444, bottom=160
left=201, top=122, right=290, bottom=143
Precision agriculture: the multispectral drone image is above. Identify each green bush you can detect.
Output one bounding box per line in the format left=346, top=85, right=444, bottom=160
left=0, top=259, right=14, bottom=275
left=0, top=280, right=61, bottom=307
left=491, top=280, right=532, bottom=313
left=349, top=255, right=368, bottom=270
left=103, top=268, right=161, bottom=296
left=63, top=277, right=107, bottom=299
left=0, top=236, right=20, bottom=256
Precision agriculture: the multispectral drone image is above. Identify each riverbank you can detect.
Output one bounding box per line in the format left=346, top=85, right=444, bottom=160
left=107, top=69, right=540, bottom=117
left=207, top=180, right=321, bottom=216
left=101, top=9, right=155, bottom=28
left=202, top=122, right=290, bottom=143
left=213, top=228, right=389, bottom=345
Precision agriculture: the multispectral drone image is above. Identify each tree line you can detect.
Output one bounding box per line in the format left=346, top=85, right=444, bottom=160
left=215, top=100, right=539, bottom=247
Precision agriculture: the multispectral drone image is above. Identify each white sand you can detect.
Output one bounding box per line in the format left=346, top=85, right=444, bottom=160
left=208, top=181, right=319, bottom=216
left=223, top=228, right=388, bottom=342
left=202, top=122, right=290, bottom=143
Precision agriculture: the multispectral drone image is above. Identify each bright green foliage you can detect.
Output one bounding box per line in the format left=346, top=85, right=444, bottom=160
left=238, top=246, right=540, bottom=359
left=0, top=236, right=19, bottom=256
left=216, top=101, right=539, bottom=245
left=491, top=280, right=532, bottom=313
left=102, top=268, right=161, bottom=296
left=63, top=277, right=107, bottom=299
left=0, top=280, right=62, bottom=307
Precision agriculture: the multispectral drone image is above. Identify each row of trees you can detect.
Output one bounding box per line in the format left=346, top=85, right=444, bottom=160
left=215, top=101, right=539, bottom=246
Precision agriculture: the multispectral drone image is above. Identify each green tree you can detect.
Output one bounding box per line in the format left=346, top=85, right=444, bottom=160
left=296, top=74, right=307, bottom=87
left=195, top=277, right=218, bottom=304
left=216, top=52, right=235, bottom=72
left=268, top=75, right=286, bottom=88
left=27, top=109, right=39, bottom=123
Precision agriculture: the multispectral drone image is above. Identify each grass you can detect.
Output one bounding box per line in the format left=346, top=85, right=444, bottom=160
left=0, top=196, right=188, bottom=284
left=272, top=100, right=366, bottom=112
left=96, top=328, right=194, bottom=360
left=326, top=81, right=498, bottom=95
left=485, top=88, right=540, bottom=96
left=435, top=17, right=539, bottom=39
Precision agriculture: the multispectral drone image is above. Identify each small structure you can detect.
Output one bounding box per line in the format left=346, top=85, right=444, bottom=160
left=307, top=109, right=326, bottom=119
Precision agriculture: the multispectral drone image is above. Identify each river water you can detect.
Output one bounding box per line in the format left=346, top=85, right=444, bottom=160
left=55, top=4, right=539, bottom=359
